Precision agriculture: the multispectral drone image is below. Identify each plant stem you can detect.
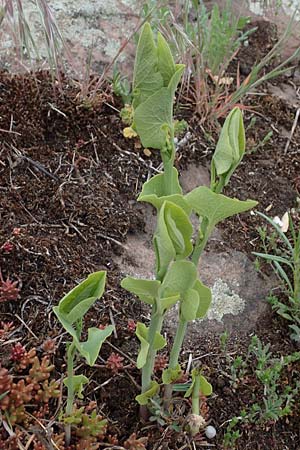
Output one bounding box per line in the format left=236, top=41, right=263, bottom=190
left=161, top=137, right=175, bottom=195
left=140, top=310, right=164, bottom=420
left=192, top=374, right=200, bottom=415
left=164, top=318, right=187, bottom=409
left=191, top=217, right=210, bottom=266
left=65, top=342, right=76, bottom=446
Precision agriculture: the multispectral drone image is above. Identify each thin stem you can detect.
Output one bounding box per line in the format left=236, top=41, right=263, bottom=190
left=191, top=217, right=210, bottom=266
left=164, top=319, right=187, bottom=409
left=161, top=135, right=176, bottom=196
left=65, top=342, right=76, bottom=446
left=140, top=311, right=164, bottom=420
left=192, top=375, right=200, bottom=415
left=294, top=257, right=300, bottom=304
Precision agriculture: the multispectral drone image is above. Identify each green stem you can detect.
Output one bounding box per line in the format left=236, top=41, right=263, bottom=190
left=192, top=375, right=200, bottom=415
left=140, top=310, right=164, bottom=420
left=65, top=342, right=76, bottom=446
left=161, top=136, right=176, bottom=195
left=164, top=319, right=187, bottom=409
left=191, top=217, right=210, bottom=266
left=294, top=259, right=300, bottom=303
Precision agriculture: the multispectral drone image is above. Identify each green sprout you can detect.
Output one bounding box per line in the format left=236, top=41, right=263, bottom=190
left=53, top=271, right=114, bottom=445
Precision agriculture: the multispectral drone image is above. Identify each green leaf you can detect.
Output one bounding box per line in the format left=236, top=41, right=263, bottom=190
left=193, top=280, right=212, bottom=319
left=153, top=331, right=167, bottom=350
left=135, top=322, right=166, bottom=369
left=53, top=272, right=112, bottom=366
left=135, top=322, right=150, bottom=369
left=157, top=32, right=176, bottom=86
left=168, top=64, right=185, bottom=98
left=186, top=186, right=257, bottom=232
left=165, top=204, right=193, bottom=256
left=64, top=374, right=89, bottom=399
left=160, top=260, right=198, bottom=298
left=199, top=374, right=213, bottom=396
left=154, top=202, right=176, bottom=279
left=132, top=23, right=163, bottom=108
left=211, top=107, right=245, bottom=187
left=164, top=202, right=193, bottom=256
left=54, top=271, right=106, bottom=325
left=162, top=364, right=182, bottom=384
left=252, top=252, right=294, bottom=269
left=138, top=169, right=191, bottom=214
left=181, top=288, right=200, bottom=321
left=184, top=370, right=212, bottom=397
left=135, top=381, right=160, bottom=405
left=121, top=277, right=161, bottom=305
left=138, top=168, right=182, bottom=199
left=134, top=87, right=172, bottom=149
left=160, top=294, right=180, bottom=311
left=75, top=326, right=114, bottom=366
left=154, top=201, right=193, bottom=278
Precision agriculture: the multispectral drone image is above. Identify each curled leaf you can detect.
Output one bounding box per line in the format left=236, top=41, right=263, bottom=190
left=211, top=107, right=245, bottom=188
left=135, top=381, right=160, bottom=405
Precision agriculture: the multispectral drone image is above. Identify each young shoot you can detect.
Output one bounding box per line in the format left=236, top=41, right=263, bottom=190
left=53, top=271, right=114, bottom=445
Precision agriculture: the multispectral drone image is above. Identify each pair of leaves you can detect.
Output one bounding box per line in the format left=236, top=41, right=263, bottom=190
left=184, top=369, right=212, bottom=398
left=132, top=23, right=185, bottom=150
left=122, top=261, right=211, bottom=323
left=53, top=272, right=114, bottom=366
left=211, top=107, right=245, bottom=188
left=135, top=322, right=166, bottom=369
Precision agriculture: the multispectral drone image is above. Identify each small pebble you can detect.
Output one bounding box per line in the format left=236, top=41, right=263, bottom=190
left=205, top=425, right=216, bottom=439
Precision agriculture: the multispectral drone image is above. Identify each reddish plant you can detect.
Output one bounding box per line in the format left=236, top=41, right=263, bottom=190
left=0, top=272, right=20, bottom=303
left=124, top=433, right=148, bottom=450
left=0, top=321, right=15, bottom=339
left=1, top=241, right=14, bottom=253
left=106, top=352, right=124, bottom=373
left=127, top=319, right=136, bottom=333
left=154, top=354, right=168, bottom=372
left=10, top=343, right=26, bottom=361
left=41, top=338, right=57, bottom=354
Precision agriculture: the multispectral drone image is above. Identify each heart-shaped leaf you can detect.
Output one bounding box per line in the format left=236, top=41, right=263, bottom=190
left=186, top=186, right=257, bottom=232
left=75, top=326, right=114, bottom=366
left=154, top=202, right=193, bottom=279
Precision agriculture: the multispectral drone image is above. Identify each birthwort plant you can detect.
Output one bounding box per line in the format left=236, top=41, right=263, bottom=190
left=53, top=271, right=114, bottom=445
left=121, top=23, right=257, bottom=429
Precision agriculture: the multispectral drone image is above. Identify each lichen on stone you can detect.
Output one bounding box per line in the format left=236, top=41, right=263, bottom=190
left=206, top=278, right=245, bottom=322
